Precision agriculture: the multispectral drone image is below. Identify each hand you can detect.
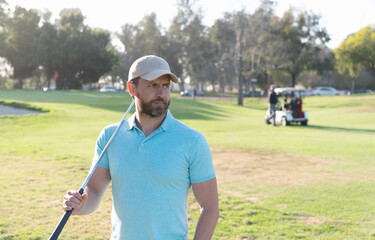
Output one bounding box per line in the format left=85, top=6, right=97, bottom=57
left=63, top=190, right=88, bottom=215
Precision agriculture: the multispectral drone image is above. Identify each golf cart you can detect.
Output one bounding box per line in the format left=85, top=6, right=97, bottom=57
left=265, top=98, right=308, bottom=126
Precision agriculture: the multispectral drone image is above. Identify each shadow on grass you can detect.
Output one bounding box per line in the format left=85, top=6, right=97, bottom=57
left=307, top=124, right=375, bottom=133
left=170, top=98, right=226, bottom=120
left=0, top=90, right=226, bottom=121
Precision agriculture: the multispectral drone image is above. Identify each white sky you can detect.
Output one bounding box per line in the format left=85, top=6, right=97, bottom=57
left=5, top=0, right=375, bottom=49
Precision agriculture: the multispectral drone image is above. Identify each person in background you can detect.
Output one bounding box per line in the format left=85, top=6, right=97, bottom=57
left=265, top=85, right=278, bottom=126
left=290, top=92, right=298, bottom=118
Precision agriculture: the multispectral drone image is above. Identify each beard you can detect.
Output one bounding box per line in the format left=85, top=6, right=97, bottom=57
left=137, top=96, right=170, bottom=118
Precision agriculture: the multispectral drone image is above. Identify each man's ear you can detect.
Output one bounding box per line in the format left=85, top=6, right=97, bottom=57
left=127, top=81, right=136, bottom=97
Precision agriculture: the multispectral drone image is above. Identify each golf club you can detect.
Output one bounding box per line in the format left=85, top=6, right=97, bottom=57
left=49, top=100, right=135, bottom=240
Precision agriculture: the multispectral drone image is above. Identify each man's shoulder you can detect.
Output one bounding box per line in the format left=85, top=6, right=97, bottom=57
left=103, top=122, right=121, bottom=132
left=171, top=117, right=200, bottom=132
left=169, top=117, right=204, bottom=139
left=101, top=120, right=130, bottom=137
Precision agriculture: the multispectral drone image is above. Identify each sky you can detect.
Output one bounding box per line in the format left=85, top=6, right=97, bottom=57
left=4, top=0, right=375, bottom=49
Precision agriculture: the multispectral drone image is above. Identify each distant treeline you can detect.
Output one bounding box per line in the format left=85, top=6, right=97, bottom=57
left=0, top=0, right=374, bottom=99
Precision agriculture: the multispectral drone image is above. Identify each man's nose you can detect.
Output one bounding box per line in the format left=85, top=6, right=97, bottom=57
left=156, top=86, right=166, bottom=97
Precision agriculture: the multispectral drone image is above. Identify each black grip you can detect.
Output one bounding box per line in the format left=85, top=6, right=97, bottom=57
left=49, top=188, right=84, bottom=240
left=48, top=209, right=73, bottom=240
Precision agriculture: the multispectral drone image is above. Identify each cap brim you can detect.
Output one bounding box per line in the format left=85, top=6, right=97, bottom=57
left=142, top=70, right=179, bottom=83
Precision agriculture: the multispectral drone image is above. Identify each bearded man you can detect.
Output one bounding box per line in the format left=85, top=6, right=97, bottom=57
left=62, top=55, right=219, bottom=240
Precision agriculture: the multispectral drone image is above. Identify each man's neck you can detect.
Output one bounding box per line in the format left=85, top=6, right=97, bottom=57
left=135, top=112, right=167, bottom=137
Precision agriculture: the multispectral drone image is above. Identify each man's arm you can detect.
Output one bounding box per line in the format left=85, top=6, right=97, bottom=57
left=192, top=177, right=219, bottom=240
left=63, top=166, right=111, bottom=215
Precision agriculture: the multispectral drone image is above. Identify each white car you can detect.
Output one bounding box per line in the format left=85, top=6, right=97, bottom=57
left=301, top=89, right=314, bottom=96
left=100, top=85, right=118, bottom=92
left=313, top=87, right=340, bottom=96
left=274, top=88, right=312, bottom=98
left=353, top=89, right=374, bottom=94
left=180, top=89, right=204, bottom=97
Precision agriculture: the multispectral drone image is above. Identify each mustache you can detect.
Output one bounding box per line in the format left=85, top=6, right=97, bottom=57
left=152, top=98, right=166, bottom=103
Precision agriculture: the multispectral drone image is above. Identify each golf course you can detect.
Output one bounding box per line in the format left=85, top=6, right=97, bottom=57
left=0, top=90, right=374, bottom=239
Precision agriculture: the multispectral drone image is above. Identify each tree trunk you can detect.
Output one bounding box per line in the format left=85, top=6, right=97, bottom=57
left=291, top=73, right=296, bottom=87
left=210, top=80, right=216, bottom=93
left=56, top=77, right=64, bottom=89
left=236, top=20, right=243, bottom=106
left=17, top=78, right=23, bottom=89
left=245, top=78, right=251, bottom=93
left=237, top=59, right=243, bottom=105
left=48, top=77, right=51, bottom=89
left=267, top=73, right=271, bottom=96
left=220, top=77, right=225, bottom=96
left=179, top=79, right=185, bottom=92
left=35, top=78, right=41, bottom=90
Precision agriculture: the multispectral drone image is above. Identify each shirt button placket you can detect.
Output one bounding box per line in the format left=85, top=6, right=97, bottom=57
left=138, top=132, right=145, bottom=152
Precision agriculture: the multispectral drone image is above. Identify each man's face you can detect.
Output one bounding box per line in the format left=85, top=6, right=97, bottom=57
left=134, top=75, right=171, bottom=118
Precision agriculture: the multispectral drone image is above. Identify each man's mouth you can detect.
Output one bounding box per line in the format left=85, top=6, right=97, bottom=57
left=152, top=99, right=165, bottom=105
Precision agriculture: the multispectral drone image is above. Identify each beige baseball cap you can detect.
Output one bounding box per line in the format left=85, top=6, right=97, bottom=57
left=128, top=55, right=179, bottom=83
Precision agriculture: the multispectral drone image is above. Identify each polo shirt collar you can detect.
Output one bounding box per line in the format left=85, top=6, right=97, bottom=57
left=127, top=113, right=137, bottom=130
left=160, top=110, right=173, bottom=131
left=127, top=110, right=173, bottom=132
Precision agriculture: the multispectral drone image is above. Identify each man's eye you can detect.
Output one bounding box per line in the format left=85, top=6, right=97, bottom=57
left=163, top=85, right=170, bottom=88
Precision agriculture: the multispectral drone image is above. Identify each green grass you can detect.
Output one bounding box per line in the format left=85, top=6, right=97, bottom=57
left=1, top=90, right=375, bottom=239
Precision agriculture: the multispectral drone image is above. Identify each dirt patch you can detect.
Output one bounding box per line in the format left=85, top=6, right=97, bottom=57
left=296, top=216, right=335, bottom=226
left=211, top=147, right=375, bottom=188
left=0, top=104, right=42, bottom=116
left=296, top=216, right=343, bottom=226
left=211, top=147, right=348, bottom=204
left=212, top=147, right=333, bottom=187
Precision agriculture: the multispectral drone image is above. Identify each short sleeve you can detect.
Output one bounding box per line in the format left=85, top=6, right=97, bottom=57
left=189, top=134, right=216, bottom=184
left=90, top=127, right=110, bottom=171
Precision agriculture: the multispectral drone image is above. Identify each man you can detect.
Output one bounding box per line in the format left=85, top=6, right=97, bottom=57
left=289, top=91, right=298, bottom=118
left=63, top=55, right=219, bottom=240
left=265, top=85, right=278, bottom=126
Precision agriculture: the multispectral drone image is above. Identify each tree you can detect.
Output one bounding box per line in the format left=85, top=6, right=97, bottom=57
left=167, top=7, right=187, bottom=90
left=233, top=11, right=248, bottom=105
left=0, top=0, right=9, bottom=56
left=199, top=60, right=220, bottom=91
left=0, top=0, right=7, bottom=20
left=335, top=25, right=375, bottom=88
left=78, top=29, right=119, bottom=87
left=274, top=9, right=330, bottom=87
left=2, top=6, right=40, bottom=88
left=54, top=9, right=119, bottom=89
left=309, top=45, right=335, bottom=76
left=168, top=0, right=212, bottom=91
left=247, top=0, right=280, bottom=91
left=120, top=12, right=164, bottom=59
left=38, top=21, right=59, bottom=89
left=116, top=13, right=172, bottom=87
left=55, top=9, right=84, bottom=89
left=184, top=16, right=213, bottom=90
left=209, top=15, right=236, bottom=94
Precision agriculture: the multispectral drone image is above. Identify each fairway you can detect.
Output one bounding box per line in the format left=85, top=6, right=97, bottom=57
left=1, top=90, right=375, bottom=239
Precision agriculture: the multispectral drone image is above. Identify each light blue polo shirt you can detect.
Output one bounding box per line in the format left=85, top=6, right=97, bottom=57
left=93, top=110, right=216, bottom=240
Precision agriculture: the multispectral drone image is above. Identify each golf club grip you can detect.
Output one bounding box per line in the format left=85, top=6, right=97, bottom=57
left=49, top=188, right=84, bottom=240
left=49, top=209, right=73, bottom=240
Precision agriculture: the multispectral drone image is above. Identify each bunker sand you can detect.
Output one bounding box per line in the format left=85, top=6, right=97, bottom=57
left=0, top=104, right=42, bottom=115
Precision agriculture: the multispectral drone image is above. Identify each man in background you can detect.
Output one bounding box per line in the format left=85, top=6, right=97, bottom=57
left=265, top=85, right=278, bottom=126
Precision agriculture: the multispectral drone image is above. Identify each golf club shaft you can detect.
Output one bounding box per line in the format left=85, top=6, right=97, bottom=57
left=49, top=100, right=135, bottom=240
